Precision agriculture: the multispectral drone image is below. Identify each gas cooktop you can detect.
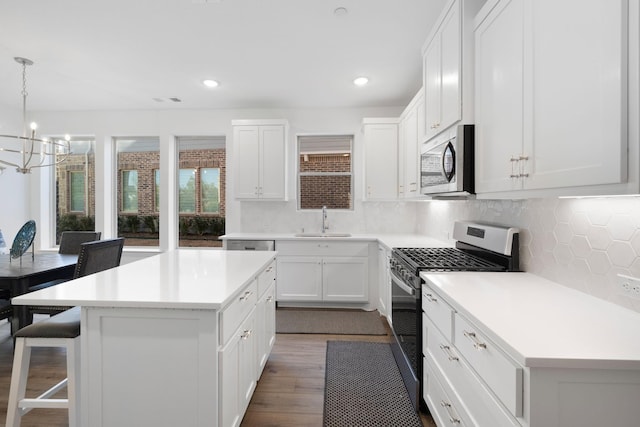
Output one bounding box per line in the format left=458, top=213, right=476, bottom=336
left=393, top=247, right=507, bottom=272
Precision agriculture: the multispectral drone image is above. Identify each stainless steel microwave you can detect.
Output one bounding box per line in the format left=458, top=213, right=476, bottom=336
left=420, top=124, right=474, bottom=196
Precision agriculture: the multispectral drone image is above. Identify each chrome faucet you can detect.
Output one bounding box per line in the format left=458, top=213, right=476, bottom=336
left=321, top=205, right=328, bottom=233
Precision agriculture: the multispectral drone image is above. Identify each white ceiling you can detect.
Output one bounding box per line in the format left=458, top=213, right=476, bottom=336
left=0, top=0, right=446, bottom=112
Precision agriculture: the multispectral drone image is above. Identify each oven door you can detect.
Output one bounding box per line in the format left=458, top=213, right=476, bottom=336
left=390, top=271, right=421, bottom=410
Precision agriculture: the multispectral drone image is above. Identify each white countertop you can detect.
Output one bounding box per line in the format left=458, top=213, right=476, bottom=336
left=221, top=233, right=449, bottom=250
left=421, top=271, right=640, bottom=370
left=12, top=250, right=277, bottom=310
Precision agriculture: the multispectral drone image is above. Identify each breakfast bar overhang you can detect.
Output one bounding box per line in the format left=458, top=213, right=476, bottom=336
left=11, top=249, right=277, bottom=427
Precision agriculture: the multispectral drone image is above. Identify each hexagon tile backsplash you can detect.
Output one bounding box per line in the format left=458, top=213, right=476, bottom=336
left=416, top=197, right=640, bottom=313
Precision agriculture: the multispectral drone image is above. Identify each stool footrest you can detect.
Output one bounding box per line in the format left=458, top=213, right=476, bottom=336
left=17, top=378, right=69, bottom=417
left=20, top=398, right=69, bottom=410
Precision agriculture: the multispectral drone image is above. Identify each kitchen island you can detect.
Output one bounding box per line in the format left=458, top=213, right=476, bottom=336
left=12, top=249, right=277, bottom=427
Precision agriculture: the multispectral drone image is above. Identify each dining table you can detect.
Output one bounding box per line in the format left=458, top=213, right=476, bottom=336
left=0, top=252, right=77, bottom=334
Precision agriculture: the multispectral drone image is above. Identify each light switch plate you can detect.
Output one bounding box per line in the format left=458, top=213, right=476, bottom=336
left=617, top=274, right=640, bottom=300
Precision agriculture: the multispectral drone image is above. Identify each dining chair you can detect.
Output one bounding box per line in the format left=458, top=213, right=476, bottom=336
left=5, top=238, right=125, bottom=427
left=57, top=231, right=102, bottom=255
left=27, top=231, right=102, bottom=315
left=0, top=298, right=13, bottom=322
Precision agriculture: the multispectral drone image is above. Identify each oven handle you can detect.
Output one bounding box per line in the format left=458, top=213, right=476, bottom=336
left=391, top=272, right=416, bottom=296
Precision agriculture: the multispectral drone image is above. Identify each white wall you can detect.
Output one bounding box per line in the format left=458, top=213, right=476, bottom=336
left=416, top=197, right=640, bottom=314
left=0, top=103, right=30, bottom=246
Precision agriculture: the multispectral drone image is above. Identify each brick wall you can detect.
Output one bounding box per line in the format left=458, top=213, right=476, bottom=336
left=56, top=148, right=225, bottom=219
left=56, top=153, right=96, bottom=217
left=299, top=154, right=352, bottom=209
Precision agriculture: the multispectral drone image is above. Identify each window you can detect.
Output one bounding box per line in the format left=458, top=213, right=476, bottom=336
left=116, top=137, right=160, bottom=247
left=121, top=170, right=138, bottom=212
left=55, top=137, right=96, bottom=244
left=154, top=169, right=160, bottom=213
left=177, top=136, right=226, bottom=247
left=201, top=168, right=220, bottom=214
left=178, top=169, right=197, bottom=213
left=298, top=135, right=353, bottom=210
left=69, top=171, right=85, bottom=213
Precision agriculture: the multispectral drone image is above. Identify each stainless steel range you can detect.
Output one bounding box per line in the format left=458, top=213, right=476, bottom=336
left=389, top=221, right=520, bottom=411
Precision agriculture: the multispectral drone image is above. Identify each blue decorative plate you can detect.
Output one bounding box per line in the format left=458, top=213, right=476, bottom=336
left=10, top=220, right=36, bottom=259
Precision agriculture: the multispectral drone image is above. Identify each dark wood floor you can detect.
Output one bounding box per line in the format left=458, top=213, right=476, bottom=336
left=0, top=317, right=435, bottom=427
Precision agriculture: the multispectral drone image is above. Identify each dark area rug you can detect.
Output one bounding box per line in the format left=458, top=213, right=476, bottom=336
left=276, top=309, right=386, bottom=335
left=323, top=341, right=423, bottom=427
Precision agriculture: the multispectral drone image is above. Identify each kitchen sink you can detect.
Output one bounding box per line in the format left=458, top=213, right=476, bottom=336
left=294, top=232, right=352, bottom=238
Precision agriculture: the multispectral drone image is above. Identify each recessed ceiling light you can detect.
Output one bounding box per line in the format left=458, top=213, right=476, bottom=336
left=334, top=7, right=348, bottom=16
left=353, top=77, right=369, bottom=86
left=203, top=79, right=219, bottom=88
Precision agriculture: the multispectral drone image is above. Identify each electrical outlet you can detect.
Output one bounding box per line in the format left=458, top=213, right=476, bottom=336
left=617, top=274, right=640, bottom=300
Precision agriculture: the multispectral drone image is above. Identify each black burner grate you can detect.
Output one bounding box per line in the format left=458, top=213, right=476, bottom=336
left=395, top=247, right=506, bottom=272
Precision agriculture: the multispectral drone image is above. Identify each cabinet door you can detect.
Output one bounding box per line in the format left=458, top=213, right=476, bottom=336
left=524, top=0, right=626, bottom=189
left=259, top=125, right=286, bottom=199
left=378, top=246, right=391, bottom=319
left=403, top=105, right=419, bottom=196
left=439, top=1, right=461, bottom=131
left=322, top=257, right=369, bottom=302
left=474, top=0, right=524, bottom=193
left=364, top=123, right=398, bottom=200
left=424, top=35, right=442, bottom=140
left=220, top=330, right=242, bottom=427
left=256, top=282, right=276, bottom=376
left=276, top=256, right=323, bottom=301
left=234, top=126, right=261, bottom=199
left=238, top=311, right=257, bottom=413
left=398, top=120, right=406, bottom=197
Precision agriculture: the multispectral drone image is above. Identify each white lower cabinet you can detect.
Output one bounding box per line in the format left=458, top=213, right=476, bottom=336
left=424, top=315, right=520, bottom=427
left=377, top=244, right=391, bottom=320
left=256, top=281, right=276, bottom=376
left=275, top=241, right=370, bottom=303
left=219, top=261, right=276, bottom=427
left=422, top=282, right=640, bottom=427
left=220, top=307, right=256, bottom=427
left=423, top=284, right=522, bottom=427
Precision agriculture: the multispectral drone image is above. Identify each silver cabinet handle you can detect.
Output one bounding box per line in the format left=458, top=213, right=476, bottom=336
left=463, top=330, right=487, bottom=350
left=239, top=290, right=253, bottom=301
left=241, top=329, right=252, bottom=340
left=266, top=296, right=273, bottom=302
left=424, top=293, right=437, bottom=303
left=439, top=344, right=459, bottom=361
left=440, top=401, right=461, bottom=424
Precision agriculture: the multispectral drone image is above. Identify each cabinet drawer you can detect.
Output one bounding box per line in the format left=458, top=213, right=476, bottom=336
left=276, top=241, right=368, bottom=257
left=257, top=261, right=276, bottom=297
left=422, top=285, right=454, bottom=341
left=454, top=313, right=523, bottom=418
left=426, top=318, right=520, bottom=427
left=423, top=358, right=470, bottom=427
left=220, top=280, right=258, bottom=345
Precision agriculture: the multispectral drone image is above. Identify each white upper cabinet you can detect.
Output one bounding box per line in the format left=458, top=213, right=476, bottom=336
left=475, top=0, right=631, bottom=197
left=423, top=0, right=481, bottom=142
left=363, top=118, right=399, bottom=200
left=233, top=120, right=288, bottom=200
left=399, top=89, right=424, bottom=198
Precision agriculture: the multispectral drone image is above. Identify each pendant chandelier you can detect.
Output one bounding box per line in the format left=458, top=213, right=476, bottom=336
left=0, top=57, right=70, bottom=174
